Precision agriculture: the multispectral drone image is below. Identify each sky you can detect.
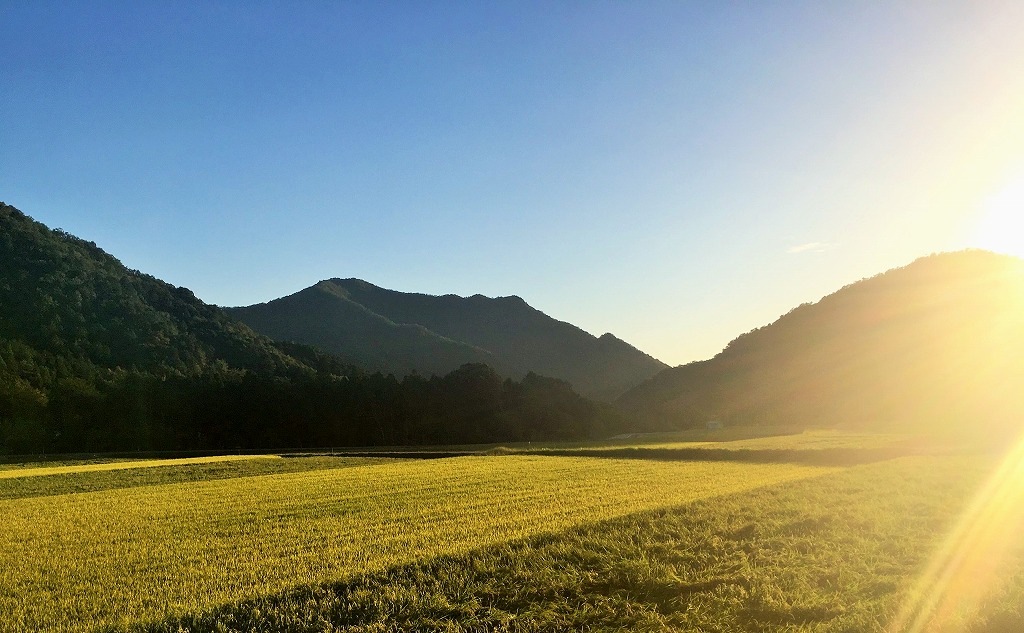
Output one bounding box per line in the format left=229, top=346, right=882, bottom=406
left=2, top=1, right=1024, bottom=366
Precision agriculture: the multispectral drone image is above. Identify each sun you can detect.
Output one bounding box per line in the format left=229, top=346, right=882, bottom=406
left=970, top=173, right=1024, bottom=258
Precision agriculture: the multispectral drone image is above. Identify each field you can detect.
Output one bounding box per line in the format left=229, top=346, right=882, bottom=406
left=1, top=435, right=1022, bottom=632
left=0, top=455, right=396, bottom=501
left=501, top=429, right=943, bottom=467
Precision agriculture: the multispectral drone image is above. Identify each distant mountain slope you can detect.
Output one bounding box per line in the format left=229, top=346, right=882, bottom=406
left=0, top=202, right=627, bottom=453
left=0, top=202, right=304, bottom=377
left=228, top=278, right=667, bottom=399
left=225, top=280, right=496, bottom=377
left=617, top=251, right=1024, bottom=439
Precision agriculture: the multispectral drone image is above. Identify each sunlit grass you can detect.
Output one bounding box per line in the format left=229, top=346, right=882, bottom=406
left=0, top=455, right=395, bottom=501
left=0, top=454, right=279, bottom=479
left=501, top=429, right=932, bottom=466
left=633, top=428, right=917, bottom=451
left=889, top=432, right=1024, bottom=632
left=0, top=455, right=829, bottom=633
left=141, top=455, right=1014, bottom=633
left=473, top=428, right=915, bottom=453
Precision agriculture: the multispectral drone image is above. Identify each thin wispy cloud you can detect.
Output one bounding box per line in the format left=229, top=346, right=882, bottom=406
left=787, top=242, right=837, bottom=254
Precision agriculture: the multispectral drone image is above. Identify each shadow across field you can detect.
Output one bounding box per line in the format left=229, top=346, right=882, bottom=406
left=121, top=456, right=1022, bottom=633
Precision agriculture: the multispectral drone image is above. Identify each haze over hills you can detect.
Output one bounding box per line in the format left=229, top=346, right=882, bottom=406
left=227, top=278, right=668, bottom=400
left=618, top=250, right=1024, bottom=440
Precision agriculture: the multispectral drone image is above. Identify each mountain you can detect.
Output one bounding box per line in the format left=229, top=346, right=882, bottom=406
left=617, top=250, right=1024, bottom=439
left=224, top=280, right=497, bottom=378
left=0, top=202, right=627, bottom=453
left=227, top=278, right=668, bottom=400
left=0, top=202, right=305, bottom=377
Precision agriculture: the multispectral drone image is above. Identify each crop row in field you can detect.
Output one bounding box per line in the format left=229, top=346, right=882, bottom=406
left=0, top=454, right=279, bottom=478
left=0, top=456, right=830, bottom=632
left=141, top=455, right=1020, bottom=633
left=0, top=455, right=395, bottom=501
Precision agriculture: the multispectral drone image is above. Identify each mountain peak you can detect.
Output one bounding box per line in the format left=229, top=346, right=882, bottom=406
left=326, top=278, right=384, bottom=291
left=231, top=279, right=667, bottom=399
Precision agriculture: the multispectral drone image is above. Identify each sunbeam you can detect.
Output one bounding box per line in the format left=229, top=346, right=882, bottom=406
left=889, top=432, right=1024, bottom=632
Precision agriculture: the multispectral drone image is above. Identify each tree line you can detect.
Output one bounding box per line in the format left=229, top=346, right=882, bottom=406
left=0, top=338, right=624, bottom=454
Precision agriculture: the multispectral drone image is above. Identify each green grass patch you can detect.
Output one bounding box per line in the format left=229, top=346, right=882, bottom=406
left=140, top=455, right=1021, bottom=633
left=0, top=456, right=829, bottom=632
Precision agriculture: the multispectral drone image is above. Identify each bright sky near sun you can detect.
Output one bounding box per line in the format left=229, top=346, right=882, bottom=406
left=2, top=1, right=1024, bottom=366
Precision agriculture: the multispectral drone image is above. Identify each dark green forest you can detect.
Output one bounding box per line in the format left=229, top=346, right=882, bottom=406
left=0, top=203, right=623, bottom=454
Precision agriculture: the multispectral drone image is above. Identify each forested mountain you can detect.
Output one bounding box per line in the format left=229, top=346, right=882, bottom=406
left=0, top=204, right=305, bottom=377
left=618, top=250, right=1024, bottom=440
left=0, top=202, right=625, bottom=453
left=225, top=280, right=497, bottom=378
left=228, top=278, right=667, bottom=400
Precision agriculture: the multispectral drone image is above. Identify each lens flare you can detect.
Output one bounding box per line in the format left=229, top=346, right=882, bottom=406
left=888, top=434, right=1024, bottom=632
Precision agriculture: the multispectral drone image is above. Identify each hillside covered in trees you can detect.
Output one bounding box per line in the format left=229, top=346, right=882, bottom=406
left=227, top=278, right=667, bottom=401
left=0, top=203, right=624, bottom=454
left=618, top=250, right=1024, bottom=441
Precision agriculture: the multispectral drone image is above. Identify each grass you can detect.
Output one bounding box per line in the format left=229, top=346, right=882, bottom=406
left=0, top=456, right=139, bottom=471
left=687, top=428, right=918, bottom=450
left=140, top=455, right=1022, bottom=633
left=522, top=429, right=926, bottom=452
left=0, top=455, right=830, bottom=633
left=286, top=428, right=907, bottom=455
left=2, top=434, right=1017, bottom=633
left=0, top=454, right=279, bottom=478
left=488, top=430, right=948, bottom=466
left=601, top=427, right=911, bottom=449
left=0, top=455, right=396, bottom=501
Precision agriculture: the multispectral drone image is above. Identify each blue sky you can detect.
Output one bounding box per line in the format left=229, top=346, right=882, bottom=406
left=3, top=1, right=1023, bottom=365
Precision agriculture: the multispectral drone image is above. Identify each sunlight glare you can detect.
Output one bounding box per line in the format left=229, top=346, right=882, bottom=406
left=888, top=433, right=1024, bottom=632
left=970, top=174, right=1024, bottom=258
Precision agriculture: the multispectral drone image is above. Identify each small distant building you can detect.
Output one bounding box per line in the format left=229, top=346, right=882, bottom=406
left=705, top=420, right=724, bottom=431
